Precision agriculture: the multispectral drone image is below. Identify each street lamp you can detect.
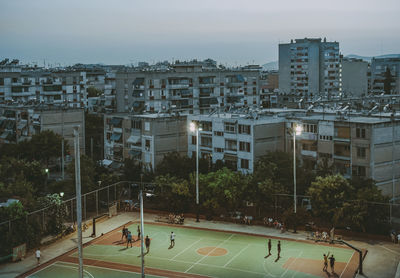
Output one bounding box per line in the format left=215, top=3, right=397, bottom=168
left=293, top=123, right=302, bottom=214
left=60, top=192, right=64, bottom=198
left=190, top=121, right=202, bottom=222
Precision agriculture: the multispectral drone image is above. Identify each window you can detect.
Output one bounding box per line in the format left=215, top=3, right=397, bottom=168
left=144, top=122, right=150, bottom=131
left=132, top=120, right=141, bottom=130
left=356, top=127, right=366, bottom=138
left=201, top=121, right=212, bottom=132
left=352, top=166, right=366, bottom=177
left=240, top=159, right=249, bottom=169
left=357, top=147, right=366, bottom=158
left=224, top=122, right=236, bottom=133
left=191, top=136, right=197, bottom=145
left=238, top=124, right=251, bottom=135
left=239, top=141, right=250, bottom=152
left=225, top=139, right=237, bottom=151
left=0, top=78, right=4, bottom=85
left=214, top=131, right=224, bottom=136
left=214, top=147, right=224, bottom=153
left=145, top=140, right=151, bottom=149
left=201, top=136, right=212, bottom=147
left=303, top=124, right=317, bottom=134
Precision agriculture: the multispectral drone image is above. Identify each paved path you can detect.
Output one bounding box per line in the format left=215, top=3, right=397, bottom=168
left=1, top=212, right=399, bottom=278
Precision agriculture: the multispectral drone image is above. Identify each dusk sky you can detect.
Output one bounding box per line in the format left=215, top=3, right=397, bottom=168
left=1, top=0, right=399, bottom=66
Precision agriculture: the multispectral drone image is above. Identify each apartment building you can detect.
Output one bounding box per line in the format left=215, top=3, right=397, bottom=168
left=0, top=104, right=85, bottom=154
left=279, top=38, right=341, bottom=98
left=370, top=57, right=400, bottom=94
left=187, top=113, right=286, bottom=173
left=114, top=60, right=261, bottom=115
left=0, top=63, right=87, bottom=108
left=290, top=112, right=400, bottom=197
left=104, top=113, right=187, bottom=170
left=341, top=58, right=368, bottom=97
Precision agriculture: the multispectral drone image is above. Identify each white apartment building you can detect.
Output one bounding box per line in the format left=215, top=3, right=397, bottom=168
left=115, top=60, right=261, bottom=115
left=279, top=38, right=341, bottom=98
left=0, top=63, right=87, bottom=108
left=187, top=113, right=286, bottom=174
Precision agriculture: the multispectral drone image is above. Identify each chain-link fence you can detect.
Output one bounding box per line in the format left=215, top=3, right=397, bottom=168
left=0, top=181, right=134, bottom=262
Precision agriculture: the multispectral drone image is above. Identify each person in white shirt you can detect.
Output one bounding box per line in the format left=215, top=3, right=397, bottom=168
left=170, top=232, right=175, bottom=248
left=35, top=248, right=41, bottom=265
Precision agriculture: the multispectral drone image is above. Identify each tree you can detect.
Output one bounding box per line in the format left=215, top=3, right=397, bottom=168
left=199, top=168, right=247, bottom=217
left=85, top=112, right=104, bottom=161
left=316, top=157, right=334, bottom=177
left=87, top=86, right=103, bottom=97
left=153, top=175, right=192, bottom=212
left=67, top=155, right=96, bottom=193
left=383, top=67, right=394, bottom=95
left=282, top=207, right=310, bottom=232
left=307, top=175, right=353, bottom=225
left=20, top=130, right=67, bottom=167
left=37, top=194, right=67, bottom=235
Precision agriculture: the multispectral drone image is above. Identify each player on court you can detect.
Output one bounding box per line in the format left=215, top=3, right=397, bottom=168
left=170, top=231, right=175, bottom=248
left=265, top=239, right=272, bottom=257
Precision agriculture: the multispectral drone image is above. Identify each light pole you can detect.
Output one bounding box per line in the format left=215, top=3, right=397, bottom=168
left=140, top=174, right=145, bottom=278
left=190, top=122, right=202, bottom=222
left=293, top=124, right=302, bottom=214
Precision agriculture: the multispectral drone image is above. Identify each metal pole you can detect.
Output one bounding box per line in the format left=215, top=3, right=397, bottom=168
left=61, top=139, right=64, bottom=180
left=196, top=127, right=200, bottom=222
left=74, top=126, right=83, bottom=278
left=96, top=190, right=99, bottom=216
left=140, top=176, right=145, bottom=278
left=61, top=109, right=64, bottom=180
left=293, top=130, right=297, bottom=214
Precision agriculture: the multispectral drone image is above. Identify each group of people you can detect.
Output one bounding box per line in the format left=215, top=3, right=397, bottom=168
left=121, top=225, right=176, bottom=253
left=312, top=230, right=330, bottom=242
left=263, top=217, right=286, bottom=233
left=323, top=253, right=336, bottom=274
left=390, top=230, right=400, bottom=244
left=264, top=239, right=281, bottom=259
left=168, top=213, right=185, bottom=224
left=121, top=225, right=150, bottom=252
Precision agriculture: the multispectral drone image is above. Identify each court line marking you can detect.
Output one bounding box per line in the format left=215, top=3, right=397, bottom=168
left=379, top=245, right=400, bottom=255
left=223, top=243, right=249, bottom=267
left=56, top=261, right=166, bottom=278
left=280, top=250, right=303, bottom=278
left=339, top=250, right=355, bottom=278
left=170, top=238, right=203, bottom=260
left=26, top=262, right=58, bottom=277
left=48, top=263, right=95, bottom=278
left=184, top=234, right=234, bottom=273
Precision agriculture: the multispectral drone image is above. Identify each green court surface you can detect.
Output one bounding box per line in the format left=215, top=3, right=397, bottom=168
left=27, top=223, right=357, bottom=278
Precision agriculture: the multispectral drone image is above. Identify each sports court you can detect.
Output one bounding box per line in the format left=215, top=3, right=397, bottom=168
left=23, top=222, right=360, bottom=278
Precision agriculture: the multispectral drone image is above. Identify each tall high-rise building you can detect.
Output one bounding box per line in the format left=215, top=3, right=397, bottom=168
left=279, top=38, right=340, bottom=98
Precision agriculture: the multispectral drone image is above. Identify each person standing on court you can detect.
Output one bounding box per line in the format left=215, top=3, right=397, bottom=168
left=265, top=239, right=272, bottom=257
left=170, top=231, right=175, bottom=248
left=277, top=241, right=281, bottom=258
left=329, top=254, right=335, bottom=273
left=145, top=235, right=151, bottom=253
left=137, top=225, right=141, bottom=242
left=35, top=248, right=41, bottom=265
left=323, top=253, right=329, bottom=271
left=127, top=231, right=133, bottom=248
left=121, top=225, right=127, bottom=241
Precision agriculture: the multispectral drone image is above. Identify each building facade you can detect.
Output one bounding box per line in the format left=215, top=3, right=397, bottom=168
left=0, top=105, right=85, bottom=155
left=279, top=38, right=341, bottom=98
left=114, top=61, right=261, bottom=115
left=341, top=58, right=368, bottom=97
left=187, top=113, right=286, bottom=174
left=104, top=113, right=187, bottom=170
left=370, top=57, right=400, bottom=94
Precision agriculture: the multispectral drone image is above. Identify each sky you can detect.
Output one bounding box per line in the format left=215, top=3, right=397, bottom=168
left=0, top=0, right=399, bottom=66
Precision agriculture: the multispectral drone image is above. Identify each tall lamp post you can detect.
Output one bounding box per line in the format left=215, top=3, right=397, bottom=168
left=190, top=122, right=202, bottom=222
left=293, top=123, right=302, bottom=214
